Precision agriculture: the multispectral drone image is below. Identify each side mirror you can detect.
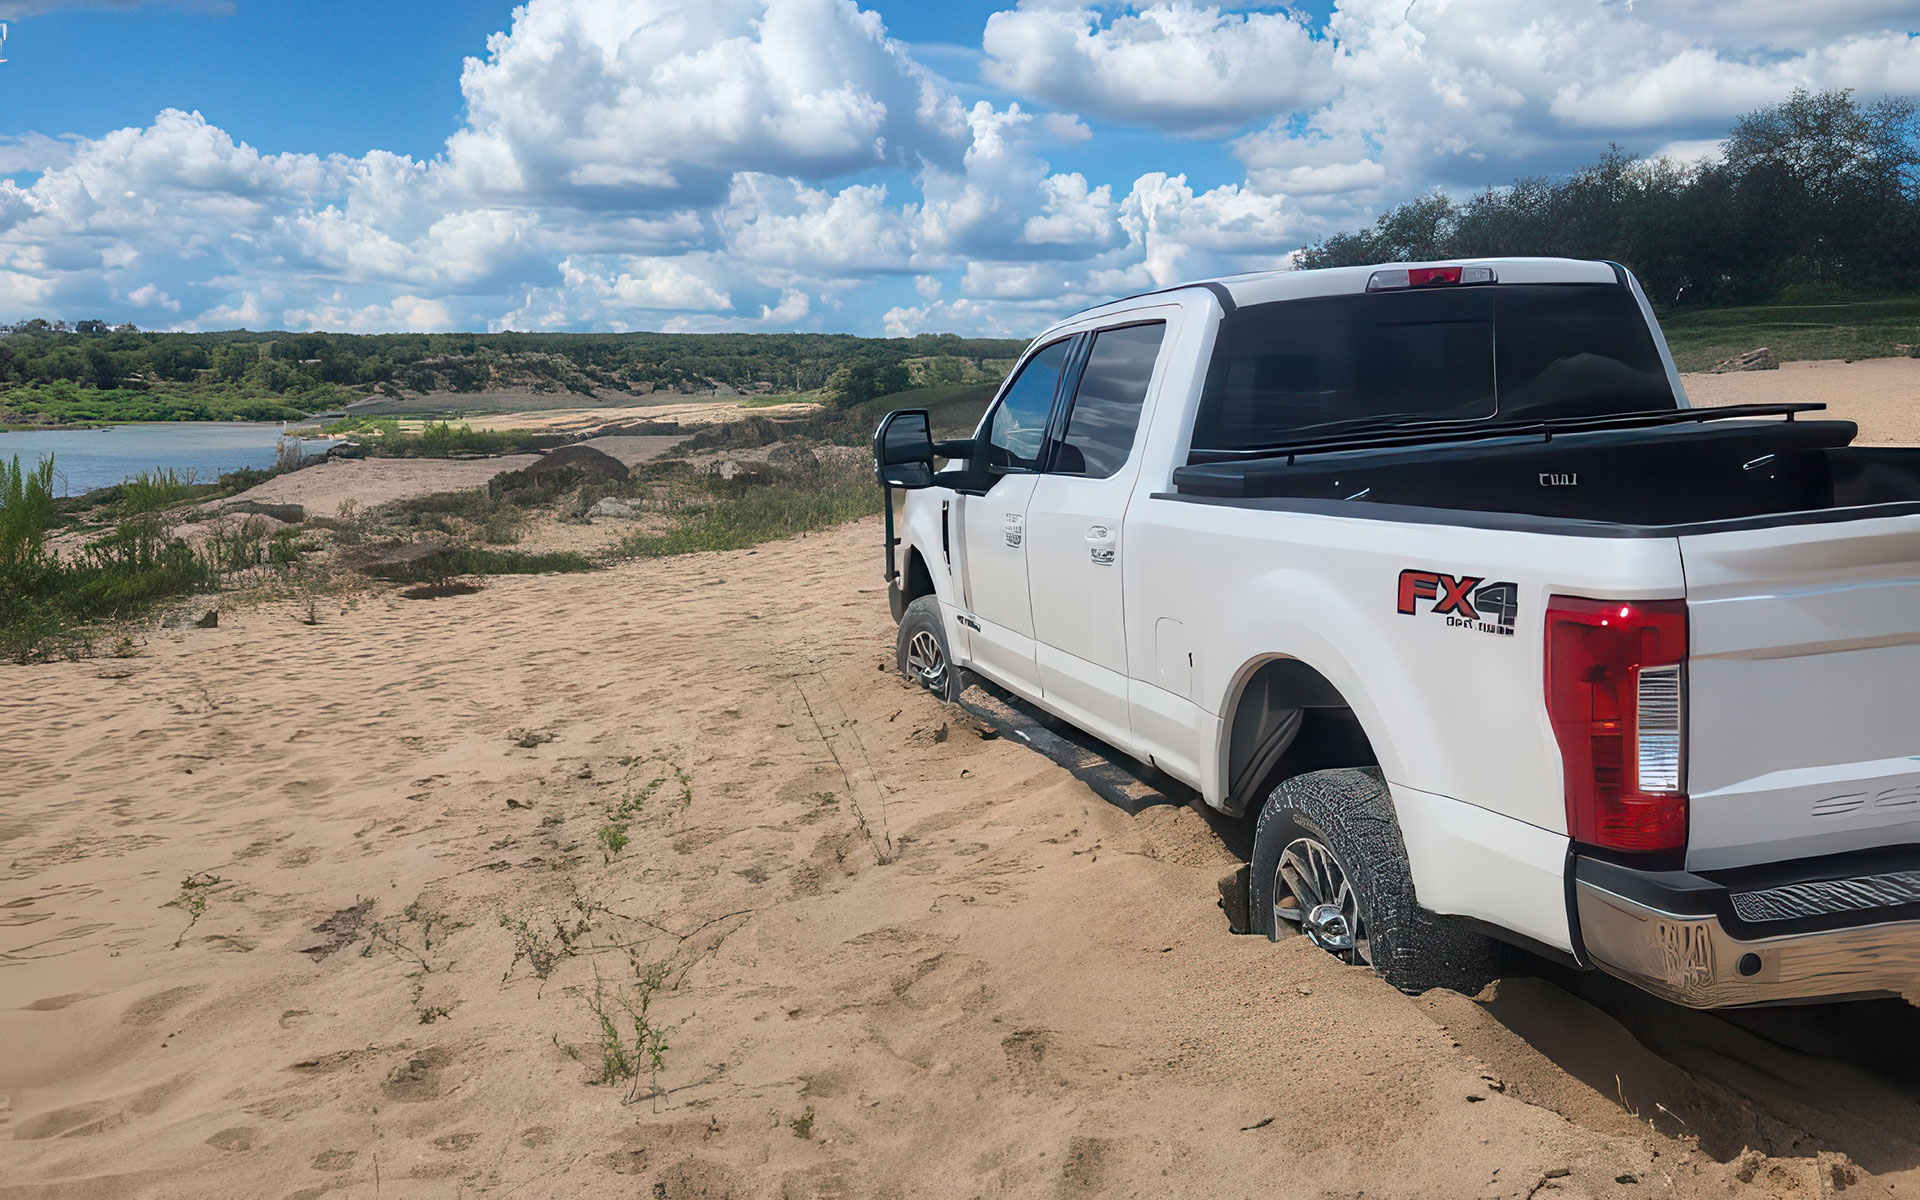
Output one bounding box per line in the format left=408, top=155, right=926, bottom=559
left=874, top=409, right=936, bottom=490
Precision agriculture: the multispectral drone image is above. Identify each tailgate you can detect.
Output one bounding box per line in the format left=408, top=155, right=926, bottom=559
left=1681, top=515, right=1920, bottom=870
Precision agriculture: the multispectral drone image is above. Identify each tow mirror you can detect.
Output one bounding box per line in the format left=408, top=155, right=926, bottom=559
left=874, top=409, right=935, bottom=490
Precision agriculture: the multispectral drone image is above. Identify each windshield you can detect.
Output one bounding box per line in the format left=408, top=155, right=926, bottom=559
left=1191, top=283, right=1677, bottom=453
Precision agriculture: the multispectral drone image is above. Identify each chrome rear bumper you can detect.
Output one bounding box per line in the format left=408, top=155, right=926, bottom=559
left=1575, top=867, right=1920, bottom=1008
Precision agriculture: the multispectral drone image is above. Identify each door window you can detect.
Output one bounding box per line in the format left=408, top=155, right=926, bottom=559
left=1052, top=323, right=1166, bottom=478
left=986, top=339, right=1072, bottom=471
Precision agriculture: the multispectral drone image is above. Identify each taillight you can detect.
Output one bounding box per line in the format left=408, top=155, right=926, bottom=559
left=1544, top=596, right=1688, bottom=853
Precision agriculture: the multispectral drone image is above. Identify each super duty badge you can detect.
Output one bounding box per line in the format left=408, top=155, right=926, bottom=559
left=1397, top=569, right=1518, bottom=636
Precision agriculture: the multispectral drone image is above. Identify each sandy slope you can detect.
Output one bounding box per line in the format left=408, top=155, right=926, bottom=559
left=4, top=363, right=1920, bottom=1198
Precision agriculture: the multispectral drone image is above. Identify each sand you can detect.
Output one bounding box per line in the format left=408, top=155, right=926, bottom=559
left=462, top=401, right=817, bottom=435
left=4, top=362, right=1919, bottom=1198
left=190, top=456, right=543, bottom=520
left=186, top=436, right=685, bottom=521
left=1682, top=356, right=1920, bottom=445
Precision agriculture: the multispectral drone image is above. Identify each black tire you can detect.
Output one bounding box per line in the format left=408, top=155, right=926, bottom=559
left=895, top=595, right=960, bottom=702
left=1249, top=767, right=1497, bottom=995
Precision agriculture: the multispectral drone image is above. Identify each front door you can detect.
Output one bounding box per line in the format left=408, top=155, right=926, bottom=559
left=957, top=338, right=1075, bottom=695
left=1026, top=322, right=1168, bottom=749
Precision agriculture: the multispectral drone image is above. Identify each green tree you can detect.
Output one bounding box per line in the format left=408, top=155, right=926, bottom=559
left=825, top=354, right=911, bottom=408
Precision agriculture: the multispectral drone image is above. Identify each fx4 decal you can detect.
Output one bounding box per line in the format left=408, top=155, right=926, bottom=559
left=1397, top=569, right=1518, bottom=636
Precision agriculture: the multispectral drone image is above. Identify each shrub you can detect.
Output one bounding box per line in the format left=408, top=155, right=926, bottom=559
left=0, top=455, right=58, bottom=567
left=119, top=468, right=209, bottom=515
left=613, top=453, right=877, bottom=559
left=383, top=488, right=526, bottom=544
left=359, top=547, right=594, bottom=584
left=327, top=419, right=544, bottom=458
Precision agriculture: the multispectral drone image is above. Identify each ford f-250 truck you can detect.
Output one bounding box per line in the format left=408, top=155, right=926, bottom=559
left=871, top=257, right=1920, bottom=1008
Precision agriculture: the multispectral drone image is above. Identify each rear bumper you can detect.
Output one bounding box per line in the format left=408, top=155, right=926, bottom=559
left=1573, top=852, right=1920, bottom=1008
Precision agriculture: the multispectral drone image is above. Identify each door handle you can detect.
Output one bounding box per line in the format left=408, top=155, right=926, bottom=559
left=1084, top=525, right=1116, bottom=566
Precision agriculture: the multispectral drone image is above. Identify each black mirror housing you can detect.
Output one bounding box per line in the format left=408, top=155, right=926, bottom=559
left=873, top=409, right=936, bottom=490
left=879, top=461, right=935, bottom=488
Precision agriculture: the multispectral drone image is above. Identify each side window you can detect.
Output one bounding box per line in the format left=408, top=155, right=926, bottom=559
left=986, top=339, right=1072, bottom=471
left=1053, top=323, right=1165, bottom=478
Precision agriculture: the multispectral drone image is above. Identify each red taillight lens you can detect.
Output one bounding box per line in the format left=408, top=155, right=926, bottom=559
left=1407, top=266, right=1461, bottom=287
left=1544, top=596, right=1688, bottom=853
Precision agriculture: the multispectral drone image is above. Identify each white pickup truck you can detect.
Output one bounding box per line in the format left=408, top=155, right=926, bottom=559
left=872, top=257, right=1920, bottom=1008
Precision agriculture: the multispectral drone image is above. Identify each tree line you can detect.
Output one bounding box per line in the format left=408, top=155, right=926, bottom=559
left=1296, top=89, right=1920, bottom=306
left=0, top=325, right=1025, bottom=407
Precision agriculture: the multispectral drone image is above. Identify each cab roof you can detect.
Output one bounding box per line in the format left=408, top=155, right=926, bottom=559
left=1051, top=256, right=1624, bottom=336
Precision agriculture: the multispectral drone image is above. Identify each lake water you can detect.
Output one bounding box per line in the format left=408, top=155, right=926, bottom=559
left=0, top=423, right=340, bottom=496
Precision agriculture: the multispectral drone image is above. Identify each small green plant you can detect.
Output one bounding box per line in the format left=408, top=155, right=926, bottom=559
left=790, top=1106, right=816, bottom=1139
left=169, top=871, right=224, bottom=948
left=596, top=821, right=630, bottom=862
left=410, top=981, right=455, bottom=1024
left=614, top=774, right=664, bottom=821
left=588, top=958, right=674, bottom=1104
left=205, top=515, right=271, bottom=571
left=268, top=527, right=303, bottom=565
left=500, top=899, right=593, bottom=981
left=362, top=898, right=458, bottom=975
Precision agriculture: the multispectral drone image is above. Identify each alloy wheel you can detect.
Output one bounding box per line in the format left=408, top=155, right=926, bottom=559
left=905, top=629, right=946, bottom=690
left=1272, top=834, right=1369, bottom=965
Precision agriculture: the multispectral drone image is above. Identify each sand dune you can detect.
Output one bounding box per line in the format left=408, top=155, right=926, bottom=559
left=4, top=362, right=1919, bottom=1198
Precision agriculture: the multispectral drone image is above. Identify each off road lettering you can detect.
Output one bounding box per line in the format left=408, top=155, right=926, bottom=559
left=1397, top=569, right=1518, bottom=634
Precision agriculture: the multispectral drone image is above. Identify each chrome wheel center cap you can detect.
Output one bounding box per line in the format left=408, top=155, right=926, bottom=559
left=1304, top=903, right=1355, bottom=952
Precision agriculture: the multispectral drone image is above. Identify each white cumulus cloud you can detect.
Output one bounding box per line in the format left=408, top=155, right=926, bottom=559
left=982, top=3, right=1334, bottom=136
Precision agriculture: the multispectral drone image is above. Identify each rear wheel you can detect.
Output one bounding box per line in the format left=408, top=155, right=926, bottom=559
left=1250, top=767, right=1497, bottom=994
left=896, top=595, right=960, bottom=702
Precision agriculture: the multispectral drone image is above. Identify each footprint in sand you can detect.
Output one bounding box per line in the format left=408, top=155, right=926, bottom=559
left=205, top=1126, right=258, bottom=1152
left=383, top=1047, right=456, bottom=1102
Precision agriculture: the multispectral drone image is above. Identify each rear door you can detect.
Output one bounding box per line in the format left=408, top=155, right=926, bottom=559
left=1681, top=515, right=1920, bottom=869
left=1025, top=321, right=1168, bottom=750
left=956, top=337, right=1076, bottom=696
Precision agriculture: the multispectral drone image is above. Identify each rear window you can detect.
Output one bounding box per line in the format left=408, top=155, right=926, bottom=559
left=1191, top=283, right=1676, bottom=453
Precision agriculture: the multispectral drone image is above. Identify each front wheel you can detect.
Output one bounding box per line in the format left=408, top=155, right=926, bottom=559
left=1249, top=767, right=1497, bottom=995
left=895, top=595, right=960, bottom=702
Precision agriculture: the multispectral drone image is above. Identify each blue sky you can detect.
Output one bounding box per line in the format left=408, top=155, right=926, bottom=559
left=0, top=1, right=1914, bottom=335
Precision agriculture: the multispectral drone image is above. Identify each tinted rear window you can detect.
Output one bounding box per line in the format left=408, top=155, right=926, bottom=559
left=1192, top=283, right=1675, bottom=453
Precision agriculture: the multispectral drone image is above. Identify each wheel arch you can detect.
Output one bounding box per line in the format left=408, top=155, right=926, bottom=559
left=1215, top=651, right=1393, bottom=818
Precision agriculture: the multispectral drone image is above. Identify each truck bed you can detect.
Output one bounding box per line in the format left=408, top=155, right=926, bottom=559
left=1170, top=418, right=1920, bottom=531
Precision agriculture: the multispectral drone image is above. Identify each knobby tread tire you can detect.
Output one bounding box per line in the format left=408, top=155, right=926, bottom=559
left=1250, top=767, right=1498, bottom=995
